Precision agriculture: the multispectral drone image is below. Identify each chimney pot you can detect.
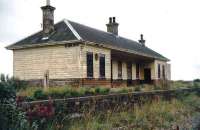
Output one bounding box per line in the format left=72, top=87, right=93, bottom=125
left=139, top=34, right=146, bottom=46
left=113, top=17, right=116, bottom=23
left=141, top=34, right=143, bottom=40
left=106, top=17, right=119, bottom=35
left=109, top=17, right=112, bottom=24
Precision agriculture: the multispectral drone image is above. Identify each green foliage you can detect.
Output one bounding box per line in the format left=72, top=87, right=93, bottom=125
left=34, top=89, right=47, bottom=100
left=42, top=94, right=200, bottom=130
left=193, top=82, right=200, bottom=88
left=0, top=74, right=32, bottom=130
left=95, top=87, right=110, bottom=95
left=171, top=80, right=191, bottom=89
left=85, top=87, right=95, bottom=95
left=117, top=88, right=129, bottom=93
left=45, top=87, right=71, bottom=98
left=194, top=79, right=200, bottom=82
left=134, top=86, right=141, bottom=91
left=17, top=87, right=41, bottom=97
left=0, top=81, right=16, bottom=104
left=0, top=74, right=28, bottom=91
left=70, top=89, right=81, bottom=97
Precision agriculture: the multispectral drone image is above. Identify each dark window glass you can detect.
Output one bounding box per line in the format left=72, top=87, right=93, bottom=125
left=118, top=61, right=122, bottom=79
left=99, top=54, right=105, bottom=78
left=162, top=65, right=165, bottom=79
left=158, top=64, right=161, bottom=78
left=136, top=64, right=140, bottom=79
left=87, top=52, right=93, bottom=78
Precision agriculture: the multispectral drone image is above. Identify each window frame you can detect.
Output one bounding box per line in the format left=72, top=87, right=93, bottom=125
left=162, top=65, right=165, bottom=79
left=118, top=61, right=122, bottom=79
left=158, top=64, right=161, bottom=79
left=86, top=52, right=94, bottom=78
left=136, top=64, right=140, bottom=79
left=99, top=54, right=106, bottom=78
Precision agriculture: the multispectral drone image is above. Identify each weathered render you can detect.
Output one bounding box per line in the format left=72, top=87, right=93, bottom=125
left=7, top=2, right=171, bottom=87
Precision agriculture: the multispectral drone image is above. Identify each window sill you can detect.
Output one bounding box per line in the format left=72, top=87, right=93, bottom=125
left=99, top=77, right=106, bottom=80
left=86, top=77, right=94, bottom=80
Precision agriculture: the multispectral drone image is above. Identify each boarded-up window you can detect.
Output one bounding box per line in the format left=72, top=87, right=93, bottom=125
left=99, top=54, right=105, bottom=78
left=136, top=64, right=140, bottom=79
left=162, top=65, right=165, bottom=79
left=87, top=52, right=93, bottom=78
left=118, top=61, right=122, bottom=79
left=158, top=64, right=161, bottom=79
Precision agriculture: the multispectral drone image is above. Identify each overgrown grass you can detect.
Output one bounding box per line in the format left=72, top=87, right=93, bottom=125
left=17, top=80, right=200, bottom=101
left=43, top=93, right=200, bottom=130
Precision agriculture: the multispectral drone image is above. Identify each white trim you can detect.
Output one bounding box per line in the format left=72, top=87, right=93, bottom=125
left=64, top=19, right=82, bottom=40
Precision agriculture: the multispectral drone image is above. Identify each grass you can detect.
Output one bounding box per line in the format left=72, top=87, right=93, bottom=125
left=15, top=80, right=200, bottom=129
left=43, top=93, right=200, bottom=130
left=17, top=81, right=200, bottom=101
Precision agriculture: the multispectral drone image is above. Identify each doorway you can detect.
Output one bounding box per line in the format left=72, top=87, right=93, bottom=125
left=144, top=68, right=151, bottom=84
left=127, top=62, right=132, bottom=86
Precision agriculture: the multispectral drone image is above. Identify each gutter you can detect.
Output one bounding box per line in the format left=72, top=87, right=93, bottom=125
left=83, top=40, right=170, bottom=62
left=6, top=39, right=169, bottom=62
left=5, top=40, right=82, bottom=50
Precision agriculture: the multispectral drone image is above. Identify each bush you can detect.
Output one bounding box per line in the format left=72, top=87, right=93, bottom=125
left=194, top=79, right=200, bottom=82
left=135, top=86, right=141, bottom=91
left=0, top=74, right=32, bottom=130
left=85, top=87, right=95, bottom=96
left=96, top=87, right=110, bottom=95
left=70, top=89, right=83, bottom=97
left=45, top=87, right=70, bottom=99
left=0, top=82, right=16, bottom=104
left=0, top=74, right=28, bottom=91
left=34, top=89, right=47, bottom=100
left=118, top=88, right=129, bottom=93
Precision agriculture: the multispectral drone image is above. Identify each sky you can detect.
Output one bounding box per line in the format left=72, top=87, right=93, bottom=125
left=0, top=0, right=200, bottom=80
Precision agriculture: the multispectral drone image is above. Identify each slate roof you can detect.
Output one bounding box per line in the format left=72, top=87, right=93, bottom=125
left=7, top=19, right=169, bottom=61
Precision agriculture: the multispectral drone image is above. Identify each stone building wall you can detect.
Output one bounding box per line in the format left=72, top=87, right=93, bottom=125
left=13, top=45, right=81, bottom=80
left=80, top=45, right=111, bottom=79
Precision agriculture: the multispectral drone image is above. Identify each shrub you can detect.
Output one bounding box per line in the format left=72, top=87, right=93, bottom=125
left=45, top=87, right=68, bottom=99
left=17, top=87, right=41, bottom=98
left=118, top=88, right=129, bottom=93
left=34, top=89, right=47, bottom=100
left=95, top=87, right=110, bottom=95
left=194, top=79, right=200, bottom=82
left=85, top=87, right=95, bottom=96
left=26, top=99, right=54, bottom=130
left=70, top=89, right=83, bottom=97
left=193, top=81, right=200, bottom=88
left=0, top=74, right=32, bottom=130
left=135, top=86, right=141, bottom=91
left=0, top=74, right=28, bottom=91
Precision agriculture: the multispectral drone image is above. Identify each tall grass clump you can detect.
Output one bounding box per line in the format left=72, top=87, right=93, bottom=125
left=43, top=93, right=200, bottom=130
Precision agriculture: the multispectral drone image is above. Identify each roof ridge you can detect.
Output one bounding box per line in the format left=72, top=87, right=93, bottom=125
left=67, top=19, right=141, bottom=44
left=63, top=19, right=82, bottom=40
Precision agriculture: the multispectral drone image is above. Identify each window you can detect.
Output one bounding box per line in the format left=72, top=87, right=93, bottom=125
left=162, top=65, right=165, bottom=79
left=99, top=54, right=105, bottom=78
left=136, top=64, right=140, bottom=79
left=158, top=64, right=161, bottom=79
left=87, top=52, right=93, bottom=78
left=118, top=61, right=122, bottom=79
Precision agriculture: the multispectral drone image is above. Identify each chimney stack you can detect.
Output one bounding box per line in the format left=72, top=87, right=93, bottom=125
left=139, top=34, right=146, bottom=47
left=41, top=0, right=56, bottom=38
left=106, top=17, right=119, bottom=35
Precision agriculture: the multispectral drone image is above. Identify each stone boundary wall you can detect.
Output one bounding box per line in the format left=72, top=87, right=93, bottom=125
left=20, top=88, right=200, bottom=113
